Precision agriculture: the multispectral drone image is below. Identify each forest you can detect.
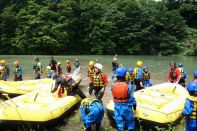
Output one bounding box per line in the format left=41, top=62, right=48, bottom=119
left=0, top=0, right=197, bottom=55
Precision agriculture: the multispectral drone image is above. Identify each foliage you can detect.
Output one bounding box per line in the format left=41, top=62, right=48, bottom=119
left=0, top=0, right=196, bottom=55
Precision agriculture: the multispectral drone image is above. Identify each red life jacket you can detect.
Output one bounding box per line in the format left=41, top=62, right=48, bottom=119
left=112, top=82, right=128, bottom=103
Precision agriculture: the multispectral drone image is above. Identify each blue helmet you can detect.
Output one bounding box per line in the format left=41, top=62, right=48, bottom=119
left=194, top=70, right=197, bottom=77
left=116, top=67, right=127, bottom=77
left=178, top=63, right=183, bottom=67
left=187, top=81, right=197, bottom=92
left=127, top=68, right=133, bottom=73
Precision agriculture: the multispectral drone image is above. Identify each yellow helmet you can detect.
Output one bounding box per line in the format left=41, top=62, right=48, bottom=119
left=137, top=61, right=143, bottom=67
left=57, top=62, right=61, bottom=65
left=89, top=61, right=94, bottom=66
left=0, top=60, right=6, bottom=65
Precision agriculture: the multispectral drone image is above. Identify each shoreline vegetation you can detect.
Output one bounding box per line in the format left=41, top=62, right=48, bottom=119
left=0, top=0, right=197, bottom=56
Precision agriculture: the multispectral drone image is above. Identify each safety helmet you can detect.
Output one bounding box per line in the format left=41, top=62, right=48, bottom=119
left=0, top=66, right=3, bottom=70
left=193, top=70, right=197, bottom=77
left=187, top=81, right=197, bottom=92
left=46, top=66, right=51, bottom=70
left=13, top=60, right=19, bottom=65
left=76, top=58, right=78, bottom=61
left=94, top=63, right=102, bottom=70
left=127, top=68, right=133, bottom=73
left=66, top=60, right=70, bottom=63
left=170, top=61, right=176, bottom=66
left=178, top=63, right=183, bottom=67
left=137, top=61, right=143, bottom=67
left=51, top=73, right=59, bottom=80
left=0, top=60, right=6, bottom=65
left=57, top=62, right=61, bottom=65
left=89, top=61, right=94, bottom=66
left=116, top=67, right=127, bottom=77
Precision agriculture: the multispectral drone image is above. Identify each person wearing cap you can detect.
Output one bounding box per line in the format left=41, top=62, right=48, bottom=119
left=182, top=71, right=197, bottom=131
left=178, top=63, right=187, bottom=87
left=111, top=54, right=119, bottom=79
left=112, top=67, right=137, bottom=131
left=51, top=73, right=86, bottom=98
left=0, top=60, right=10, bottom=81
left=142, top=66, right=152, bottom=87
left=33, top=57, right=43, bottom=79
left=74, top=58, right=80, bottom=68
left=49, top=56, right=57, bottom=72
left=167, top=61, right=180, bottom=83
left=56, top=62, right=62, bottom=75
left=46, top=66, right=54, bottom=78
left=13, top=61, right=23, bottom=81
left=87, top=61, right=95, bottom=95
left=134, top=61, right=144, bottom=90
left=80, top=98, right=104, bottom=131
left=92, top=63, right=108, bottom=102
left=66, top=60, right=72, bottom=73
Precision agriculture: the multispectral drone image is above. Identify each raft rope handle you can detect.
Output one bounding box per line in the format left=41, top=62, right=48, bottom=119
left=3, top=94, right=18, bottom=107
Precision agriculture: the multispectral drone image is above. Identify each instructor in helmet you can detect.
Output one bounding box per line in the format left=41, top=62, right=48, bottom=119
left=92, top=63, right=108, bottom=102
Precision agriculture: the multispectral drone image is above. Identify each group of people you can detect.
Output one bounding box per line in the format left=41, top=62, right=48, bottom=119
left=33, top=56, right=80, bottom=79
left=112, top=55, right=152, bottom=91
left=80, top=56, right=196, bottom=131
left=0, top=56, right=80, bottom=81
left=0, top=60, right=22, bottom=81
left=0, top=56, right=196, bottom=131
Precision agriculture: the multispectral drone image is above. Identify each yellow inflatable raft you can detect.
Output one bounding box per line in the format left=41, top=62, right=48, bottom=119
left=0, top=79, right=53, bottom=96
left=106, top=83, right=188, bottom=126
left=0, top=68, right=82, bottom=128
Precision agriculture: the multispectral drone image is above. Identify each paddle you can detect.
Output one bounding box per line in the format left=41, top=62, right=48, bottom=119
left=172, top=76, right=181, bottom=93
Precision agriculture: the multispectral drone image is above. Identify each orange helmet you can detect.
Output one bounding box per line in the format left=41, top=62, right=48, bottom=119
left=13, top=60, right=19, bottom=65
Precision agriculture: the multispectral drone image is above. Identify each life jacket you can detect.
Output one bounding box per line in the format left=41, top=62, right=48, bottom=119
left=80, top=98, right=101, bottom=114
left=88, top=67, right=95, bottom=78
left=143, top=72, right=150, bottom=80
left=112, top=82, right=129, bottom=103
left=188, top=96, right=197, bottom=119
left=93, top=73, right=104, bottom=87
left=13, top=67, right=19, bottom=75
left=134, top=68, right=138, bottom=79
left=125, top=72, right=134, bottom=82
left=178, top=67, right=184, bottom=77
left=170, top=68, right=177, bottom=81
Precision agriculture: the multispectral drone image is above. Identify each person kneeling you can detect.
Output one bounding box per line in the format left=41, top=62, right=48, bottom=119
left=80, top=98, right=104, bottom=131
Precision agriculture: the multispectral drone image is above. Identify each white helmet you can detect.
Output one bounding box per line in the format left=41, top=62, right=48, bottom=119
left=0, top=66, right=3, bottom=70
left=46, top=66, right=51, bottom=70
left=94, top=63, right=102, bottom=70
